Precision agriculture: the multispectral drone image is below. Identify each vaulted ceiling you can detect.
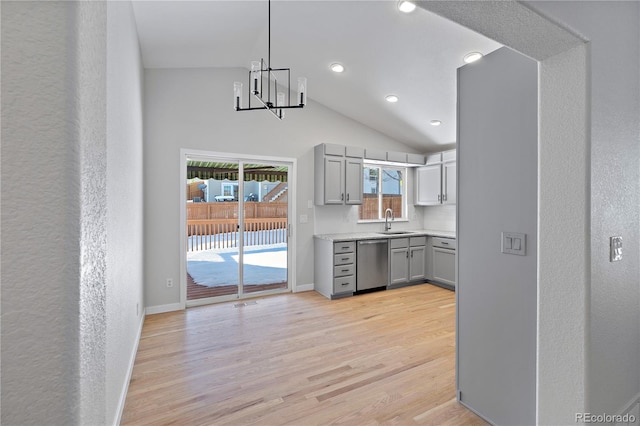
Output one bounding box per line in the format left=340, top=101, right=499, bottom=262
left=131, top=1, right=502, bottom=152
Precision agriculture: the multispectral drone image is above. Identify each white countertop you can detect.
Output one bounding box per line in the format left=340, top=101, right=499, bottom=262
left=314, top=229, right=456, bottom=242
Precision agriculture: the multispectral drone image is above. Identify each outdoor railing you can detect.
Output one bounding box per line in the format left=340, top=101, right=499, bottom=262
left=187, top=218, right=288, bottom=252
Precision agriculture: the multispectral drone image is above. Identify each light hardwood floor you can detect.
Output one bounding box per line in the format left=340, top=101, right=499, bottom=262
left=122, top=285, right=487, bottom=425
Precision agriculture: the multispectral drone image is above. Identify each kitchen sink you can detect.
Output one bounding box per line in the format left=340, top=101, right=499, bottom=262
left=377, top=231, right=414, bottom=235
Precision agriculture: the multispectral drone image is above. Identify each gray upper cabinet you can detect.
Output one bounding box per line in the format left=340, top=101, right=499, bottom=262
left=323, top=156, right=345, bottom=204
left=344, top=158, right=363, bottom=205
left=415, top=164, right=442, bottom=205
left=315, top=144, right=363, bottom=206
left=415, top=149, right=456, bottom=206
left=443, top=161, right=456, bottom=204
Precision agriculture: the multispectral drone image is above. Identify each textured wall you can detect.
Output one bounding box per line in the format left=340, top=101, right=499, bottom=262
left=1, top=1, right=145, bottom=424
left=1, top=3, right=82, bottom=423
left=106, top=2, right=145, bottom=424
left=536, top=43, right=589, bottom=423
left=143, top=67, right=421, bottom=309
left=422, top=0, right=640, bottom=421
left=528, top=0, right=640, bottom=416
left=1, top=1, right=108, bottom=424
left=76, top=2, right=108, bottom=425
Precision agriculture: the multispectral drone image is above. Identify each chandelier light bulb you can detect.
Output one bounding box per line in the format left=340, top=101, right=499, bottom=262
left=298, top=77, right=307, bottom=106
left=251, top=61, right=262, bottom=94
left=233, top=0, right=306, bottom=120
left=385, top=95, right=399, bottom=103
left=234, top=82, right=243, bottom=110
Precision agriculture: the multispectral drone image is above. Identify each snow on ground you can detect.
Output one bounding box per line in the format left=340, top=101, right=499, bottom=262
left=187, top=242, right=287, bottom=287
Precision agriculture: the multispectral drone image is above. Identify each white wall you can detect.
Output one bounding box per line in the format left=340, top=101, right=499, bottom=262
left=457, top=47, right=538, bottom=424
left=106, top=2, right=145, bottom=425
left=527, top=1, right=640, bottom=416
left=143, top=67, right=423, bottom=308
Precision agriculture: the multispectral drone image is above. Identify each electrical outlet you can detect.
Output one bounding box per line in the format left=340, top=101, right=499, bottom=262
left=166, top=278, right=173, bottom=288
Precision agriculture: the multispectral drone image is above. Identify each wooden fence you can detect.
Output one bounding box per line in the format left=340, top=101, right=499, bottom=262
left=359, top=194, right=403, bottom=220
left=187, top=182, right=205, bottom=200
left=186, top=202, right=288, bottom=252
left=187, top=202, right=287, bottom=220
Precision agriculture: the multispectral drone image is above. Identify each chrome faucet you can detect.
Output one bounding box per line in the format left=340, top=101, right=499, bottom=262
left=384, top=208, right=394, bottom=231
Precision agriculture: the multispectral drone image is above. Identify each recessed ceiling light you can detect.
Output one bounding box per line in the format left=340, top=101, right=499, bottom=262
left=330, top=63, right=345, bottom=73
left=385, top=95, right=399, bottom=103
left=398, top=1, right=416, bottom=13
left=430, top=120, right=442, bottom=126
left=463, top=52, right=484, bottom=64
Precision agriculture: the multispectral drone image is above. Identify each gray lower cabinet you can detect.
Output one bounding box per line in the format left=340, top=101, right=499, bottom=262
left=389, top=239, right=409, bottom=286
left=314, top=238, right=356, bottom=299
left=430, top=237, right=456, bottom=289
left=389, top=236, right=427, bottom=288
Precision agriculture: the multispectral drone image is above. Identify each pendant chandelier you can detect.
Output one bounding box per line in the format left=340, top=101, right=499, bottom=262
left=233, top=0, right=307, bottom=120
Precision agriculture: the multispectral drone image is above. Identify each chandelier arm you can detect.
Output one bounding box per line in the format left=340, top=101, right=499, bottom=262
left=268, top=0, right=271, bottom=71
left=233, top=0, right=305, bottom=118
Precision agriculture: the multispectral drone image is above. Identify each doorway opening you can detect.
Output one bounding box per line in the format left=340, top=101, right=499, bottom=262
left=181, top=151, right=295, bottom=306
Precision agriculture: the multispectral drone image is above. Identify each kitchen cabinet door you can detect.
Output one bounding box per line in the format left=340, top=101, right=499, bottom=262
left=389, top=247, right=409, bottom=285
left=432, top=247, right=455, bottom=287
left=344, top=158, right=363, bottom=205
left=323, top=157, right=345, bottom=204
left=415, top=164, right=442, bottom=205
left=409, top=245, right=426, bottom=281
left=443, top=162, right=456, bottom=205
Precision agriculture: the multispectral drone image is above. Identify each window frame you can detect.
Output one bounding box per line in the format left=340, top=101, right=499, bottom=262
left=358, top=163, right=408, bottom=223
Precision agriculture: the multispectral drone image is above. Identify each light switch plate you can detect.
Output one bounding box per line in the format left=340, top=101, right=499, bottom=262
left=502, top=232, right=526, bottom=256
left=610, top=236, right=622, bottom=262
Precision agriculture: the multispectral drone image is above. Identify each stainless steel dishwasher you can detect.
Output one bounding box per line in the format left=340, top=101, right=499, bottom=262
left=356, top=239, right=389, bottom=291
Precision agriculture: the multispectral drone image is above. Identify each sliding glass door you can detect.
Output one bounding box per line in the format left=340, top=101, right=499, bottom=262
left=185, top=155, right=290, bottom=305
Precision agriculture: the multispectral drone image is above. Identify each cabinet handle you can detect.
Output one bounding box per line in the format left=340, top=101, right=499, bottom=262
left=406, top=252, right=408, bottom=258
left=341, top=269, right=349, bottom=272
left=341, top=282, right=349, bottom=286
left=438, top=194, right=441, bottom=202
left=443, top=194, right=447, bottom=201
left=341, top=193, right=344, bottom=201
left=346, top=193, right=349, bottom=202
left=411, top=250, right=414, bottom=258
left=342, top=257, right=349, bottom=261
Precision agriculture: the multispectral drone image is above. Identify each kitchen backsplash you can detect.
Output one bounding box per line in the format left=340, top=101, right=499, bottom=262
left=313, top=204, right=425, bottom=235
left=422, top=204, right=456, bottom=232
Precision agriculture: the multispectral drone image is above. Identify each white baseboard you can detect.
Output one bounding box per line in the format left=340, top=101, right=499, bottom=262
left=146, top=302, right=183, bottom=315
left=294, top=283, right=314, bottom=293
left=113, top=308, right=145, bottom=426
